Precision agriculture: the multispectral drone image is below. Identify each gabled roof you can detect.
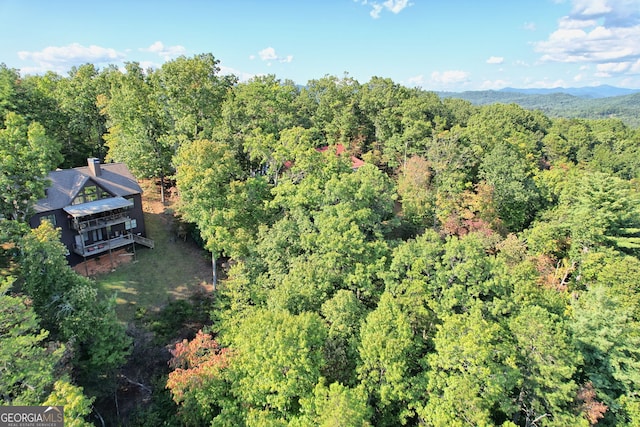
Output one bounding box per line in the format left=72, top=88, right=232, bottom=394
left=34, top=162, right=142, bottom=213
left=316, top=144, right=365, bottom=169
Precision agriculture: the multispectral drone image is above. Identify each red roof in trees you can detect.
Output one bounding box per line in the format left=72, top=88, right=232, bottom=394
left=316, top=144, right=365, bottom=169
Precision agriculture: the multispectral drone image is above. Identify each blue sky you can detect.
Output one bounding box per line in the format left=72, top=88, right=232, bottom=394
left=1, top=0, right=640, bottom=91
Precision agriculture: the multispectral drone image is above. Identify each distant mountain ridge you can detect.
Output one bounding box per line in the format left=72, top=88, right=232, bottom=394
left=438, top=85, right=640, bottom=128
left=498, top=85, right=639, bottom=99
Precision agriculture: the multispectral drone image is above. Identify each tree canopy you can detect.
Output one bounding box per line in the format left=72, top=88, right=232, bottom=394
left=2, top=55, right=640, bottom=426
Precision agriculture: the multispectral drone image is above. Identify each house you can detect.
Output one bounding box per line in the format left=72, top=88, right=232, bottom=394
left=316, top=144, right=365, bottom=170
left=283, top=144, right=365, bottom=171
left=29, top=158, right=153, bottom=266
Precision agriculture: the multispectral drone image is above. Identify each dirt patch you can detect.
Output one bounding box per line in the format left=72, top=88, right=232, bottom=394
left=73, top=248, right=135, bottom=276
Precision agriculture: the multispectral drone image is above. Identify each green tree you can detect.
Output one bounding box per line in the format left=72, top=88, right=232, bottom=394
left=397, top=155, right=435, bottom=227
left=421, top=307, right=518, bottom=427
left=302, top=74, right=368, bottom=146
left=155, top=53, right=235, bottom=142
left=572, top=282, right=640, bottom=424
left=566, top=171, right=640, bottom=254
left=175, top=138, right=272, bottom=273
left=358, top=292, right=419, bottom=425
left=529, top=170, right=640, bottom=263
left=294, top=379, right=372, bottom=427
left=228, top=308, right=327, bottom=422
left=219, top=74, right=301, bottom=177
left=43, top=380, right=95, bottom=427
left=433, top=232, right=504, bottom=317
left=0, top=112, right=62, bottom=221
left=383, top=229, right=442, bottom=352
left=100, top=62, right=172, bottom=201
left=54, top=64, right=109, bottom=166
left=480, top=141, right=542, bottom=232
left=465, top=103, right=549, bottom=161
left=379, top=89, right=446, bottom=169
left=18, top=221, right=77, bottom=324
left=265, top=153, right=395, bottom=304
left=358, top=76, right=410, bottom=144
left=509, top=305, right=583, bottom=427
left=0, top=277, right=64, bottom=405
left=16, top=222, right=131, bottom=397
left=542, top=118, right=593, bottom=164
left=425, top=128, right=477, bottom=229
left=0, top=63, right=20, bottom=124
left=14, top=72, right=64, bottom=140
left=320, top=290, right=367, bottom=386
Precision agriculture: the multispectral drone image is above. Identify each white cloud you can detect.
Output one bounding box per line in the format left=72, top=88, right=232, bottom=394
left=384, top=0, right=410, bottom=14
left=523, top=22, right=537, bottom=31
left=558, top=16, right=598, bottom=29
left=528, top=78, right=569, bottom=88
left=487, top=56, right=504, bottom=64
left=597, top=61, right=632, bottom=72
left=480, top=79, right=510, bottom=90
left=366, top=0, right=411, bottom=18
left=259, top=47, right=277, bottom=61
left=430, top=70, right=471, bottom=86
left=219, top=65, right=256, bottom=82
left=535, top=0, right=640, bottom=78
left=572, top=0, right=640, bottom=25
left=256, top=47, right=294, bottom=64
left=536, top=24, right=640, bottom=62
left=370, top=4, right=384, bottom=18
left=134, top=60, right=160, bottom=72
left=140, top=41, right=186, bottom=60
left=406, top=74, right=424, bottom=86
left=18, top=43, right=125, bottom=73
left=571, top=0, right=613, bottom=16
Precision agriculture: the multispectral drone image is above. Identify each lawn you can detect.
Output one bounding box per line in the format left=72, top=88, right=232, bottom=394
left=94, top=182, right=213, bottom=322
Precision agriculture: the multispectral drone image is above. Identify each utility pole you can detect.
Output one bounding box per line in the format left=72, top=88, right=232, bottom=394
left=211, top=252, right=217, bottom=291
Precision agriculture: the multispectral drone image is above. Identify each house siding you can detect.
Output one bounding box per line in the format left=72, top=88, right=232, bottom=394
left=29, top=160, right=150, bottom=266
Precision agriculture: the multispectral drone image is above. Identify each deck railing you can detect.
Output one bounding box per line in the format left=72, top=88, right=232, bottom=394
left=72, top=211, right=131, bottom=231
left=72, top=235, right=134, bottom=257
left=133, top=234, right=155, bottom=249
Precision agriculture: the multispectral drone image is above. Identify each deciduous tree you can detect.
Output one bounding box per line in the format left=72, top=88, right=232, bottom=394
left=0, top=277, right=64, bottom=405
left=0, top=112, right=62, bottom=221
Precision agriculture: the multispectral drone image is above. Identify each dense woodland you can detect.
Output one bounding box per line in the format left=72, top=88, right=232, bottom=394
left=440, top=89, right=640, bottom=128
left=2, top=54, right=640, bottom=426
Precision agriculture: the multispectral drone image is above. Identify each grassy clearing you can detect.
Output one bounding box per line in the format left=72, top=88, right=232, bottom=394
left=95, top=183, right=212, bottom=322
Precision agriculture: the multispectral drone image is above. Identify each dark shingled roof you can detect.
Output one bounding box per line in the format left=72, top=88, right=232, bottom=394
left=34, top=162, right=142, bottom=213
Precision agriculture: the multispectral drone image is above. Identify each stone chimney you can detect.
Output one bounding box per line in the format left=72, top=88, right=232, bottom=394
left=87, top=158, right=102, bottom=177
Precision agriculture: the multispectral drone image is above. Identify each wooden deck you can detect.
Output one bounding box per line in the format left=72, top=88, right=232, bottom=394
left=73, top=235, right=135, bottom=257
left=133, top=234, right=155, bottom=249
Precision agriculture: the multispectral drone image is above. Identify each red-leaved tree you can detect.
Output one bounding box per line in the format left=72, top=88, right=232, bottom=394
left=166, top=330, right=231, bottom=424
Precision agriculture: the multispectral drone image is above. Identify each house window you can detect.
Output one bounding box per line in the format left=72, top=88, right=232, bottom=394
left=72, top=185, right=110, bottom=205
left=40, top=214, right=57, bottom=226
left=92, top=228, right=103, bottom=242
left=125, top=219, right=137, bottom=230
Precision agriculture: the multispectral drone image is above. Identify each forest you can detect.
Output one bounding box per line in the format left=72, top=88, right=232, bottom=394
left=1, top=53, right=640, bottom=426
left=439, top=89, right=640, bottom=128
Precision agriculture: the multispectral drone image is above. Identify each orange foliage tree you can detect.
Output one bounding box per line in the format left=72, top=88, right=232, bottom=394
left=166, top=330, right=231, bottom=424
